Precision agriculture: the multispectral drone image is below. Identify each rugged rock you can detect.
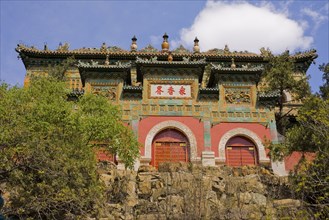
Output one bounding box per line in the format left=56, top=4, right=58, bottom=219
left=94, top=163, right=306, bottom=219
left=273, top=199, right=301, bottom=207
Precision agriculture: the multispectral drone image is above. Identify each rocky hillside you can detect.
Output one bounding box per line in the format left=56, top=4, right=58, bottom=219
left=94, top=163, right=309, bottom=220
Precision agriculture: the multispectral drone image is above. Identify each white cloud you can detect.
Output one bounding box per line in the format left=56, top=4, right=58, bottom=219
left=301, top=7, right=328, bottom=34
left=278, top=0, right=294, bottom=16
left=179, top=1, right=313, bottom=53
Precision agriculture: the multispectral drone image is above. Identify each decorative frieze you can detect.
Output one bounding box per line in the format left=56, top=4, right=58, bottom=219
left=92, top=85, right=117, bottom=101
left=120, top=101, right=271, bottom=123
left=224, top=87, right=251, bottom=105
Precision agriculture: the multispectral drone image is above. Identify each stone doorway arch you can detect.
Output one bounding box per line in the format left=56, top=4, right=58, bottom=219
left=218, top=128, right=270, bottom=164
left=152, top=128, right=189, bottom=168
left=143, top=120, right=197, bottom=164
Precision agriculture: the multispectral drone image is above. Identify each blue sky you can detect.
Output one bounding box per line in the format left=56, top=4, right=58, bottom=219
left=1, top=0, right=328, bottom=93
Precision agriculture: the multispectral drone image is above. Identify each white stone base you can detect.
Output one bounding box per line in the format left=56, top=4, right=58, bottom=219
left=202, top=151, right=216, bottom=166
left=117, top=161, right=125, bottom=170
left=133, top=159, right=141, bottom=171
left=139, top=157, right=151, bottom=166
left=271, top=160, right=288, bottom=176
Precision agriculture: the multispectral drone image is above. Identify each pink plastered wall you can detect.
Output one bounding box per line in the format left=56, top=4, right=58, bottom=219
left=210, top=123, right=271, bottom=158
left=138, top=116, right=205, bottom=157
left=284, top=152, right=316, bottom=171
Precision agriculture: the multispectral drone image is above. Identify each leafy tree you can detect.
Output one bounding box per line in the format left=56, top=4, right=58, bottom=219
left=268, top=95, right=329, bottom=218
left=284, top=97, right=328, bottom=153
left=265, top=60, right=329, bottom=217
left=263, top=50, right=311, bottom=134
left=290, top=151, right=329, bottom=219
left=0, top=68, right=139, bottom=218
left=319, top=62, right=329, bottom=99
left=267, top=96, right=328, bottom=157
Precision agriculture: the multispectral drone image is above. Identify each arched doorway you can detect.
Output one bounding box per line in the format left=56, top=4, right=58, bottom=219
left=225, top=136, right=258, bottom=166
left=152, top=128, right=190, bottom=168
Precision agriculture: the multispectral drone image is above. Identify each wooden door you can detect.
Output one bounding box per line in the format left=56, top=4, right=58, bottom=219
left=154, top=142, right=187, bottom=168
left=226, top=146, right=256, bottom=166
left=226, top=136, right=257, bottom=166
left=152, top=129, right=189, bottom=168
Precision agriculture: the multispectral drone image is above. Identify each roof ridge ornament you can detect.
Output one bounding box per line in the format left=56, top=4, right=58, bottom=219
left=168, top=52, right=173, bottom=62
left=211, top=63, right=222, bottom=69
left=140, top=44, right=158, bottom=53
left=131, top=35, right=137, bottom=52
left=259, top=47, right=271, bottom=57
left=91, top=60, right=99, bottom=66
left=136, top=56, right=145, bottom=62
left=193, top=37, right=200, bottom=53
left=100, top=42, right=107, bottom=52
left=77, top=60, right=90, bottom=67
left=224, top=44, right=230, bottom=54
left=105, top=54, right=110, bottom=65
left=182, top=57, right=190, bottom=62
left=162, top=33, right=169, bottom=53
left=115, top=61, right=122, bottom=67
left=172, top=45, right=190, bottom=54
left=57, top=42, right=69, bottom=51
left=231, top=58, right=236, bottom=68
left=44, top=43, right=49, bottom=51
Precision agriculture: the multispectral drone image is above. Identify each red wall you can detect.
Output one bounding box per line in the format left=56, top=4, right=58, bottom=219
left=138, top=116, right=204, bottom=157
left=284, top=152, right=316, bottom=171
left=211, top=123, right=271, bottom=158
left=139, top=118, right=272, bottom=160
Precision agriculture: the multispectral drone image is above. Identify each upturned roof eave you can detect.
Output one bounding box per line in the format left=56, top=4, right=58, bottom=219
left=135, top=60, right=206, bottom=83
left=211, top=67, right=264, bottom=73
left=79, top=68, right=131, bottom=87
left=16, top=47, right=267, bottom=60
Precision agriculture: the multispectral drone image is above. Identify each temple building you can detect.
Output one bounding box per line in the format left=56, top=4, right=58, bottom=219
left=16, top=34, right=317, bottom=175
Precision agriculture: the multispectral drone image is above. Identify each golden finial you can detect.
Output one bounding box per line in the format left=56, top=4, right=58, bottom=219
left=224, top=44, right=230, bottom=54
left=101, top=42, right=107, bottom=52
left=193, top=37, right=200, bottom=53
left=131, top=35, right=137, bottom=52
left=162, top=33, right=169, bottom=52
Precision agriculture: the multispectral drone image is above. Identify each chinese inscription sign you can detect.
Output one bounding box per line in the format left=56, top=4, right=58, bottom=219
left=224, top=87, right=251, bottom=104
left=151, top=84, right=191, bottom=98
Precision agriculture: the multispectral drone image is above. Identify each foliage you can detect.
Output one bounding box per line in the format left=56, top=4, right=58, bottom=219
left=290, top=152, right=329, bottom=219
left=47, top=56, right=75, bottom=81
left=0, top=71, right=139, bottom=218
left=263, top=50, right=311, bottom=134
left=263, top=50, right=311, bottom=111
left=319, top=62, right=329, bottom=99
left=265, top=60, right=329, bottom=217
left=268, top=96, right=329, bottom=160
left=78, top=93, right=140, bottom=167
left=284, top=97, right=329, bottom=153
left=285, top=65, right=329, bottom=218
left=268, top=95, right=329, bottom=218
